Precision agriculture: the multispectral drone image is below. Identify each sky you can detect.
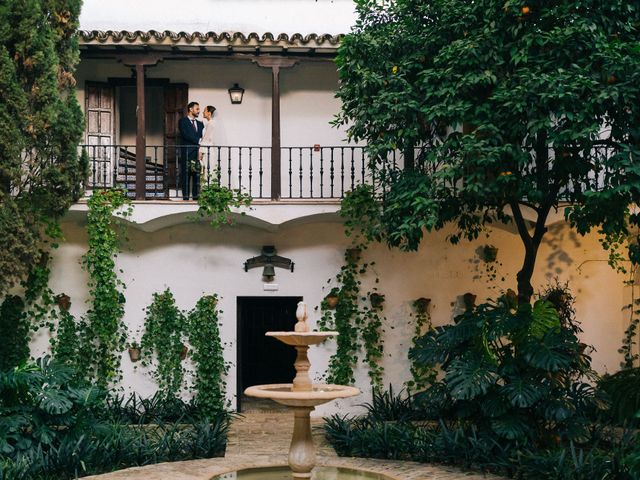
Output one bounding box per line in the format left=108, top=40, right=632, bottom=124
left=79, top=0, right=357, bottom=35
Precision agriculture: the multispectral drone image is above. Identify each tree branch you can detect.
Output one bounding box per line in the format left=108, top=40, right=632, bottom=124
left=510, top=201, right=532, bottom=249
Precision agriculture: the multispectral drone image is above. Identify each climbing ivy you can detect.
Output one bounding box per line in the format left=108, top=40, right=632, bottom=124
left=79, top=189, right=131, bottom=388
left=620, top=264, right=640, bottom=369
left=318, top=246, right=385, bottom=387
left=406, top=298, right=437, bottom=393
left=141, top=289, right=187, bottom=398
left=197, top=181, right=252, bottom=228
left=51, top=299, right=81, bottom=368
left=188, top=295, right=229, bottom=416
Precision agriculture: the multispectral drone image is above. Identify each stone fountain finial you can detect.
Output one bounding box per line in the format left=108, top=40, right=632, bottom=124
left=294, top=301, right=309, bottom=332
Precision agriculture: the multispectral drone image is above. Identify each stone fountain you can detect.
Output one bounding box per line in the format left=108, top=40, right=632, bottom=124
left=244, top=302, right=360, bottom=479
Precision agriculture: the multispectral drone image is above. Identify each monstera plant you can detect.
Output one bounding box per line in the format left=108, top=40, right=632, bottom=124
left=410, top=289, right=606, bottom=445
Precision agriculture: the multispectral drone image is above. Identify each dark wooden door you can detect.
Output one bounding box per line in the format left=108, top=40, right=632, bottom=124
left=85, top=82, right=115, bottom=187
left=237, top=297, right=300, bottom=410
left=163, top=83, right=188, bottom=188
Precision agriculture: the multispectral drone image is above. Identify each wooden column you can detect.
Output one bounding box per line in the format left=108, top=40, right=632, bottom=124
left=135, top=64, right=146, bottom=200
left=117, top=55, right=162, bottom=200
left=255, top=57, right=298, bottom=200
left=271, top=66, right=281, bottom=200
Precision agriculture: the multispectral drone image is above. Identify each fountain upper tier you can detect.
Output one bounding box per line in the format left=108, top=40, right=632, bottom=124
left=266, top=331, right=337, bottom=346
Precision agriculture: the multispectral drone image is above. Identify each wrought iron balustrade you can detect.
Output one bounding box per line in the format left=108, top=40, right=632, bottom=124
left=79, top=144, right=401, bottom=200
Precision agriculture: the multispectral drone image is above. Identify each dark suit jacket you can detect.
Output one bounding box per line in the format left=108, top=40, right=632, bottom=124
left=178, top=116, right=204, bottom=161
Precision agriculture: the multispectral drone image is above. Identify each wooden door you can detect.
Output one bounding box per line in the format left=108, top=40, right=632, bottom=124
left=85, top=82, right=115, bottom=187
left=237, top=297, right=300, bottom=411
left=163, top=84, right=188, bottom=188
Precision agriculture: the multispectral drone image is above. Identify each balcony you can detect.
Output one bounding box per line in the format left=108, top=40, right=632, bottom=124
left=81, top=144, right=401, bottom=201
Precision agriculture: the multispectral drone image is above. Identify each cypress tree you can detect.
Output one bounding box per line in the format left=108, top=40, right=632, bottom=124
left=0, top=0, right=86, bottom=295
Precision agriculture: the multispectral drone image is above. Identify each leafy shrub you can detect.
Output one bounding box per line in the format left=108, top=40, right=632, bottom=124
left=141, top=289, right=187, bottom=398
left=101, top=391, right=201, bottom=424
left=360, top=386, right=419, bottom=423
left=188, top=295, right=229, bottom=417
left=323, top=412, right=640, bottom=479
left=410, top=292, right=606, bottom=445
left=0, top=357, right=104, bottom=458
left=0, top=359, right=231, bottom=479
left=598, top=368, right=640, bottom=426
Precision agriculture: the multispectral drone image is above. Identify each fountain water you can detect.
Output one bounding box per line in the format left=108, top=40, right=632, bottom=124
left=244, top=302, right=360, bottom=479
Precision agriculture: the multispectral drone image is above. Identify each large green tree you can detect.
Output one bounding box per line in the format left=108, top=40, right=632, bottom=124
left=336, top=0, right=640, bottom=302
left=0, top=0, right=86, bottom=295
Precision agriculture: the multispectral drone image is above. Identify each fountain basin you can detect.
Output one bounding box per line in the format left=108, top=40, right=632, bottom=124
left=212, top=466, right=396, bottom=479
left=244, top=383, right=359, bottom=408
left=266, top=331, right=337, bottom=346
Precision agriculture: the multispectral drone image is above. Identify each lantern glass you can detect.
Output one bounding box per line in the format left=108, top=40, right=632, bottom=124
left=228, top=83, right=244, bottom=104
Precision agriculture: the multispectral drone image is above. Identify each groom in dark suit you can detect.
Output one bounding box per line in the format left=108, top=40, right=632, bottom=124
left=178, top=102, right=204, bottom=200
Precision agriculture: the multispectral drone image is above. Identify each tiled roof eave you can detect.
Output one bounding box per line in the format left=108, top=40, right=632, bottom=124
left=78, top=30, right=344, bottom=51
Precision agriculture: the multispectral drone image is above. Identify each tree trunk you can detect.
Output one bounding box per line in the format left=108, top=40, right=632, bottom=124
left=516, top=240, right=541, bottom=304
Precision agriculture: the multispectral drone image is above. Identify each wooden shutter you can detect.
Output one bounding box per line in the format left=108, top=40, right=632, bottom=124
left=163, top=83, right=188, bottom=188
left=85, top=82, right=115, bottom=187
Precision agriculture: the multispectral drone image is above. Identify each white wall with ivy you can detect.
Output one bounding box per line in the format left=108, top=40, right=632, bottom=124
left=31, top=215, right=629, bottom=416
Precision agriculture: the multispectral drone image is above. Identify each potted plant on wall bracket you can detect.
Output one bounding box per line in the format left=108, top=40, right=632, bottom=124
left=55, top=293, right=71, bottom=311
left=413, top=297, right=431, bottom=314
left=324, top=288, right=340, bottom=309
left=369, top=292, right=385, bottom=309
left=463, top=292, right=477, bottom=311
left=483, top=244, right=499, bottom=263
left=128, top=341, right=141, bottom=362
left=346, top=248, right=361, bottom=263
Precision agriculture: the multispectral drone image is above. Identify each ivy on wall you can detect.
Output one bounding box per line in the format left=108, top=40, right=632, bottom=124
left=197, top=182, right=251, bottom=228
left=78, top=189, right=132, bottom=388
left=141, top=289, right=187, bottom=399
left=406, top=298, right=437, bottom=393
left=140, top=290, right=229, bottom=410
left=188, top=295, right=229, bottom=416
left=318, top=246, right=385, bottom=387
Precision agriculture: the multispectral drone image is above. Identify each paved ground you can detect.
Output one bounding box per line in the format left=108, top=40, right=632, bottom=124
left=84, top=412, right=505, bottom=480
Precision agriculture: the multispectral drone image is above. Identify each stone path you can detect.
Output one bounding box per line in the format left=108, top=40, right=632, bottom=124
left=84, top=412, right=506, bottom=480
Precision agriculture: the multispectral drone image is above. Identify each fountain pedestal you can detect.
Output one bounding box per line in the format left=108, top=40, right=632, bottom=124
left=289, top=407, right=315, bottom=478
left=244, top=302, right=360, bottom=479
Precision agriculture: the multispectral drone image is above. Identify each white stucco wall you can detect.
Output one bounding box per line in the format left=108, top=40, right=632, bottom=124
left=79, top=0, right=357, bottom=35
left=76, top=59, right=347, bottom=147
left=33, top=212, right=629, bottom=416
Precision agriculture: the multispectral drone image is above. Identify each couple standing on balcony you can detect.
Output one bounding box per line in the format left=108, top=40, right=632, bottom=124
left=178, top=101, right=216, bottom=201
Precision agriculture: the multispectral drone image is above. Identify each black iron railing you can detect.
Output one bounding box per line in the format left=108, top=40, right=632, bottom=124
left=80, top=144, right=401, bottom=200
left=80, top=144, right=613, bottom=201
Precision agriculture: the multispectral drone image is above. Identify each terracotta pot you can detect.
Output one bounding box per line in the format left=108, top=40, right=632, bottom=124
left=413, top=297, right=431, bottom=314
left=128, top=347, right=141, bottom=362
left=369, top=293, right=385, bottom=309
left=346, top=248, right=361, bottom=263
left=463, top=293, right=477, bottom=311
left=325, top=295, right=339, bottom=309
left=56, top=293, right=71, bottom=311
left=180, top=344, right=189, bottom=360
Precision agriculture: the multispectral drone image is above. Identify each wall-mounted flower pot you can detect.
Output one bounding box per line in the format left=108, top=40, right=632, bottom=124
left=413, top=297, right=431, bottom=314
left=128, top=347, right=141, bottom=362
left=55, top=293, right=71, bottom=311
left=463, top=293, right=477, bottom=311
left=370, top=293, right=385, bottom=309
left=483, top=245, right=498, bottom=263
left=180, top=344, right=189, bottom=361
left=325, top=295, right=339, bottom=309
left=346, top=248, right=361, bottom=263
